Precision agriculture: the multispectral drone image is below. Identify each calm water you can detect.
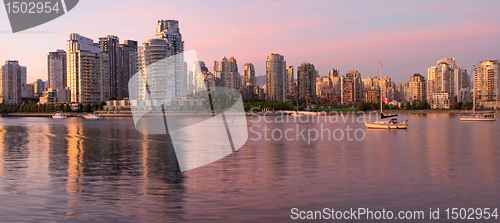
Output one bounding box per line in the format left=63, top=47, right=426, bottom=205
left=0, top=114, right=499, bottom=222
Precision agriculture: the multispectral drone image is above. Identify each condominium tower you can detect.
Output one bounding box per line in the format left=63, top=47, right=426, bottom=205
left=155, top=20, right=186, bottom=97
left=408, top=73, right=426, bottom=101
left=47, top=50, right=67, bottom=90
left=67, top=33, right=110, bottom=104
left=0, top=60, right=26, bottom=104
left=475, top=60, right=500, bottom=102
left=99, top=35, right=120, bottom=100
left=297, top=63, right=316, bottom=102
left=241, top=63, right=256, bottom=100
left=265, top=53, right=286, bottom=102
left=119, top=40, right=138, bottom=99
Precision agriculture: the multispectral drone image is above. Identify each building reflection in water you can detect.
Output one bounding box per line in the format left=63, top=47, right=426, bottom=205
left=65, top=122, right=84, bottom=208
left=0, top=125, right=30, bottom=193
left=48, top=118, right=187, bottom=220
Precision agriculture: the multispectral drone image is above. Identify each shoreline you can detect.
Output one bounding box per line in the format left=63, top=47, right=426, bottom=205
left=1, top=109, right=498, bottom=118
left=246, top=109, right=499, bottom=116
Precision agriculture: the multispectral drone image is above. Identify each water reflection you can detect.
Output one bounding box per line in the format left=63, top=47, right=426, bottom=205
left=0, top=125, right=30, bottom=194
left=0, top=115, right=498, bottom=221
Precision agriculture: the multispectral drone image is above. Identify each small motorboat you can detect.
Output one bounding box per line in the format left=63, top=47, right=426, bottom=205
left=83, top=114, right=102, bottom=119
left=52, top=112, right=67, bottom=119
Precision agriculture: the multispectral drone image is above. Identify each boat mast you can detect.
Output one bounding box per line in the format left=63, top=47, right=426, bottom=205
left=380, top=63, right=383, bottom=114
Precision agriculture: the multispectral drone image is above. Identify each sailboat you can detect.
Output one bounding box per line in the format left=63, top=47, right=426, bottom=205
left=364, top=63, right=408, bottom=129
left=459, top=66, right=496, bottom=121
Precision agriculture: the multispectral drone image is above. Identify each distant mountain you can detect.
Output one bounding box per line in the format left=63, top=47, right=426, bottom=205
left=256, top=75, right=266, bottom=86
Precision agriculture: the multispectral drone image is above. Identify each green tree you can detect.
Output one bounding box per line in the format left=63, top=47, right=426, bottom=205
left=356, top=102, right=366, bottom=111
left=418, top=101, right=429, bottom=109
left=405, top=102, right=411, bottom=110
left=462, top=101, right=472, bottom=109
left=64, top=104, right=72, bottom=112
left=99, top=102, right=106, bottom=111
left=411, top=101, right=418, bottom=109
left=84, top=104, right=92, bottom=112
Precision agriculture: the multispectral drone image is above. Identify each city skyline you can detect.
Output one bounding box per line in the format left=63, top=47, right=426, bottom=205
left=1, top=0, right=500, bottom=84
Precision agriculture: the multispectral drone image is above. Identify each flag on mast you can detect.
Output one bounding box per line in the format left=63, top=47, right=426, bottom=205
left=382, top=97, right=390, bottom=104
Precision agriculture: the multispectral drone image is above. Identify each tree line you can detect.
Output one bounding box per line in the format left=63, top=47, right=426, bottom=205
left=0, top=102, right=107, bottom=113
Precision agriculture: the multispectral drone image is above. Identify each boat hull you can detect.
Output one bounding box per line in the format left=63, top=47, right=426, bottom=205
left=365, top=122, right=407, bottom=129
left=84, top=117, right=101, bottom=119
left=83, top=115, right=102, bottom=119
left=459, top=116, right=496, bottom=121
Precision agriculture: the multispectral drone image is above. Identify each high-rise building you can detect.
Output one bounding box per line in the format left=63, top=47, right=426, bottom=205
left=316, top=77, right=323, bottom=97
left=364, top=87, right=380, bottom=103
left=426, top=66, right=436, bottom=102
left=192, top=61, right=209, bottom=95
left=475, top=60, right=500, bottom=103
left=427, top=58, right=467, bottom=106
left=156, top=20, right=186, bottom=97
left=156, top=20, right=184, bottom=54
left=328, top=69, right=339, bottom=77
left=228, top=57, right=240, bottom=90
left=213, top=56, right=239, bottom=91
left=286, top=66, right=294, bottom=96
left=408, top=73, right=426, bottom=101
left=99, top=35, right=120, bottom=100
left=297, top=63, right=316, bottom=103
left=138, top=38, right=172, bottom=100
left=341, top=70, right=363, bottom=104
left=20, top=66, right=27, bottom=97
left=0, top=60, right=26, bottom=104
left=436, top=58, right=455, bottom=95
left=399, top=82, right=409, bottom=102
left=241, top=63, right=256, bottom=100
left=362, top=77, right=373, bottom=89
left=48, top=50, right=67, bottom=90
left=380, top=76, right=395, bottom=101
left=119, top=40, right=137, bottom=99
left=67, top=33, right=110, bottom=104
left=372, top=76, right=380, bottom=88
left=453, top=67, right=468, bottom=98
left=26, top=83, right=34, bottom=97
left=265, top=53, right=286, bottom=102
left=34, top=79, right=45, bottom=95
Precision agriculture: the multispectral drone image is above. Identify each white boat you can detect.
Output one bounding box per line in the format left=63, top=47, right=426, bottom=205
left=458, top=67, right=496, bottom=122
left=364, top=63, right=408, bottom=129
left=459, top=114, right=496, bottom=121
left=365, top=118, right=408, bottom=129
left=52, top=112, right=67, bottom=119
left=83, top=114, right=102, bottom=119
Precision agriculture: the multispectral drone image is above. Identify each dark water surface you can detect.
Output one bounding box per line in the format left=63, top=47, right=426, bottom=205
left=0, top=114, right=499, bottom=222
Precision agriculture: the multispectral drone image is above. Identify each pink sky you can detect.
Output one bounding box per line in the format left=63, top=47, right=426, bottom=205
left=1, top=0, right=500, bottom=84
